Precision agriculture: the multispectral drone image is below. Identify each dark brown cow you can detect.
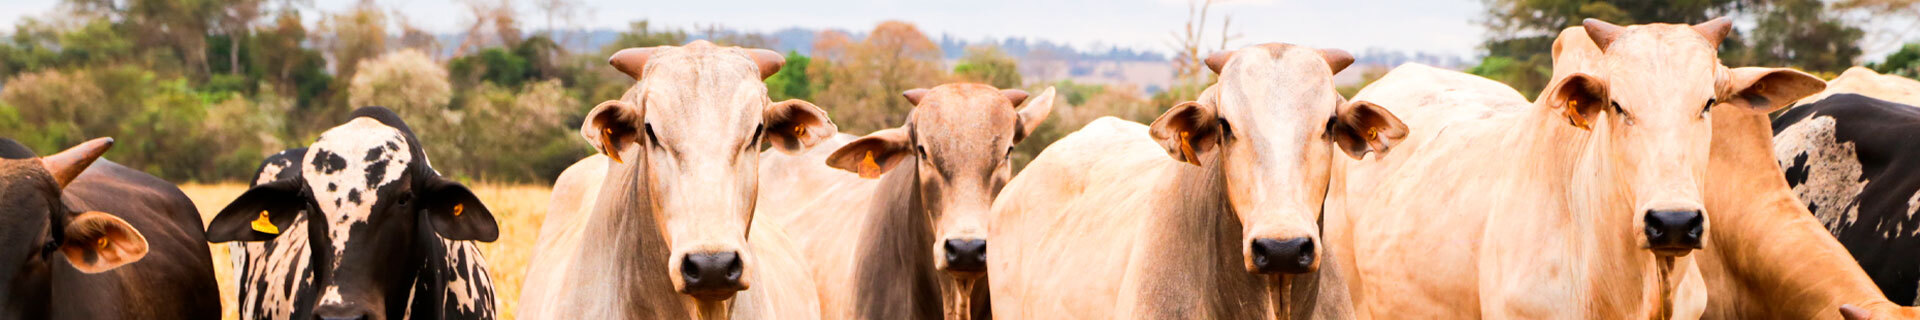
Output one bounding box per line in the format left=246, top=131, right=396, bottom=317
left=0, top=137, right=222, bottom=319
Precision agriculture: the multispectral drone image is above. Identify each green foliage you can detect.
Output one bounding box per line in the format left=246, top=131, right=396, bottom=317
left=1727, top=0, right=1863, bottom=73
left=1869, top=43, right=1920, bottom=78
left=953, top=46, right=1023, bottom=89
left=765, top=51, right=814, bottom=101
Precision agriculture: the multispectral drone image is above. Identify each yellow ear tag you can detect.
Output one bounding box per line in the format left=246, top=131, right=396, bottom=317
left=95, top=237, right=109, bottom=251
left=1565, top=100, right=1591, bottom=130
left=602, top=128, right=624, bottom=163
left=1177, top=131, right=1199, bottom=165
left=452, top=203, right=465, bottom=217
left=857, top=151, right=884, bottom=179
left=250, top=210, right=280, bottom=235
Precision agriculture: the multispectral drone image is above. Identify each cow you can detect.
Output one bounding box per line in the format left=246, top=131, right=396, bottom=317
left=1547, top=25, right=1920, bottom=319
left=988, top=43, right=1401, bottom=319
left=0, top=137, right=222, bottom=319
left=1797, top=67, right=1920, bottom=107
left=513, top=40, right=833, bottom=320
left=205, top=106, right=502, bottom=320
left=1324, top=18, right=1823, bottom=318
left=1774, top=93, right=1920, bottom=308
left=753, top=83, right=1055, bottom=319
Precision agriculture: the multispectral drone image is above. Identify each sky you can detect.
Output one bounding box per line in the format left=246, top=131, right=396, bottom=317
left=0, top=0, right=1491, bottom=57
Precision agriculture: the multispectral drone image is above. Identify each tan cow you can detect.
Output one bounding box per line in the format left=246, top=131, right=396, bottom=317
left=989, top=43, right=1405, bottom=319
left=1549, top=25, right=1920, bottom=320
left=754, top=83, right=1054, bottom=319
left=1326, top=18, right=1822, bottom=319
left=515, top=40, right=833, bottom=320
left=1798, top=67, right=1920, bottom=107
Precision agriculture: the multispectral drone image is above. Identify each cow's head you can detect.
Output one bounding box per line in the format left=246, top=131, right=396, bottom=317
left=823, top=84, right=1054, bottom=277
left=1558, top=18, right=1821, bottom=256
left=1151, top=43, right=1407, bottom=275
left=0, top=138, right=148, bottom=318
left=581, top=41, right=836, bottom=301
left=209, top=108, right=498, bottom=320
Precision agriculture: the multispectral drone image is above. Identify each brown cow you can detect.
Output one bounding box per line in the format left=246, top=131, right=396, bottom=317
left=514, top=40, right=833, bottom=320
left=0, top=137, right=222, bottom=319
left=1326, top=18, right=1820, bottom=318
left=1550, top=25, right=1920, bottom=320
left=754, top=84, right=1054, bottom=319
left=990, top=43, right=1404, bottom=319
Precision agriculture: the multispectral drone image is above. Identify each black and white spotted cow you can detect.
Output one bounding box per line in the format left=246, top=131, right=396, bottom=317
left=1773, top=93, right=1920, bottom=306
left=209, top=106, right=501, bottom=320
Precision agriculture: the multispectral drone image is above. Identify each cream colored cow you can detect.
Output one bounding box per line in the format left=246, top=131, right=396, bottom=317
left=754, top=84, right=1054, bottom=320
left=1550, top=25, right=1920, bottom=320
left=515, top=40, right=832, bottom=320
left=990, top=43, right=1406, bottom=319
left=1326, top=18, right=1823, bottom=319
left=1799, top=67, right=1920, bottom=107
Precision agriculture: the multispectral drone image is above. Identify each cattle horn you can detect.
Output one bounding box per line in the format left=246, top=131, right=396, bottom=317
left=1205, top=50, right=1234, bottom=75
left=1582, top=18, right=1626, bottom=52
left=1000, top=89, right=1030, bottom=107
left=41, top=137, right=113, bottom=189
left=609, top=47, right=660, bottom=80
left=902, top=88, right=930, bottom=105
left=1318, top=48, right=1355, bottom=75
left=1692, top=17, right=1732, bottom=49
left=748, top=49, right=786, bottom=80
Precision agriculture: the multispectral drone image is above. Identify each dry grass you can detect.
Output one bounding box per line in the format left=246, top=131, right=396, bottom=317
left=179, top=182, right=550, bottom=320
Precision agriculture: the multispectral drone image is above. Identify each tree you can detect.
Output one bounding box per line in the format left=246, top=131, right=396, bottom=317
left=316, top=0, right=387, bottom=81
left=349, top=50, right=453, bottom=124
left=953, top=46, right=1023, bottom=89
left=765, top=51, right=814, bottom=101
left=1870, top=43, right=1920, bottom=78
left=809, top=21, right=947, bottom=134
left=1729, top=0, right=1863, bottom=73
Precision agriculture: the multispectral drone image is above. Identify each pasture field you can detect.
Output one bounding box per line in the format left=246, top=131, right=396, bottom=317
left=179, top=183, right=551, bottom=320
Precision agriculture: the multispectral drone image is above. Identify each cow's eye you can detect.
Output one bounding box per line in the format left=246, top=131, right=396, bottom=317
left=749, top=124, right=764, bottom=147
left=40, top=240, right=57, bottom=255
left=396, top=194, right=411, bottom=207
left=1702, top=98, right=1717, bottom=116
left=1216, top=118, right=1233, bottom=139
left=916, top=145, right=928, bottom=158
left=643, top=123, right=661, bottom=147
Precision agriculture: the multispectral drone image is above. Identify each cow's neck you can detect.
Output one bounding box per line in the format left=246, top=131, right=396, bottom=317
left=1128, top=159, right=1273, bottom=318
left=579, top=158, right=720, bottom=319
left=1697, top=110, right=1906, bottom=317
left=851, top=156, right=947, bottom=319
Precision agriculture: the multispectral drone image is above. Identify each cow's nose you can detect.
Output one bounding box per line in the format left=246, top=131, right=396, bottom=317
left=1250, top=237, right=1315, bottom=274
left=943, top=238, right=988, bottom=272
left=679, top=251, right=745, bottom=294
left=1644, top=209, right=1704, bottom=253
left=314, top=303, right=369, bottom=320
left=318, top=317, right=367, bottom=320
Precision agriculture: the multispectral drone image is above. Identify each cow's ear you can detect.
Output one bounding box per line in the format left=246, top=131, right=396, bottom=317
left=1542, top=72, right=1609, bottom=130
left=1150, top=101, right=1223, bottom=166
left=581, top=99, right=643, bottom=163
left=1722, top=67, right=1825, bottom=114
left=40, top=137, right=113, bottom=189
left=207, top=179, right=306, bottom=242
left=1329, top=100, right=1409, bottom=159
left=421, top=177, right=498, bottom=242
left=765, top=99, right=837, bottom=154
left=61, top=211, right=148, bottom=273
left=826, top=127, right=911, bottom=179
left=1012, top=87, right=1056, bottom=144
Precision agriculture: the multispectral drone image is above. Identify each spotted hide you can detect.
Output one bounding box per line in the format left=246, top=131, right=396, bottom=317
left=1775, top=93, right=1920, bottom=306
left=210, top=106, right=501, bottom=320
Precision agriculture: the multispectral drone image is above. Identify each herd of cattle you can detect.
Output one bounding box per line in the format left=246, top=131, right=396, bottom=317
left=5, top=17, right=1920, bottom=320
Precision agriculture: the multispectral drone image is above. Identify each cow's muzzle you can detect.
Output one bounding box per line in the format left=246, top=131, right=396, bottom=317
left=1644, top=209, right=1704, bottom=255
left=943, top=238, right=988, bottom=273
left=1250, top=237, right=1315, bottom=274
left=679, top=251, right=746, bottom=298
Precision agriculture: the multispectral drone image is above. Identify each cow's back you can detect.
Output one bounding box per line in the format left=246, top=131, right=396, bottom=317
left=58, top=160, right=221, bottom=319
left=1798, top=67, right=1920, bottom=107
left=988, top=117, right=1170, bottom=319
left=1773, top=93, right=1920, bottom=305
